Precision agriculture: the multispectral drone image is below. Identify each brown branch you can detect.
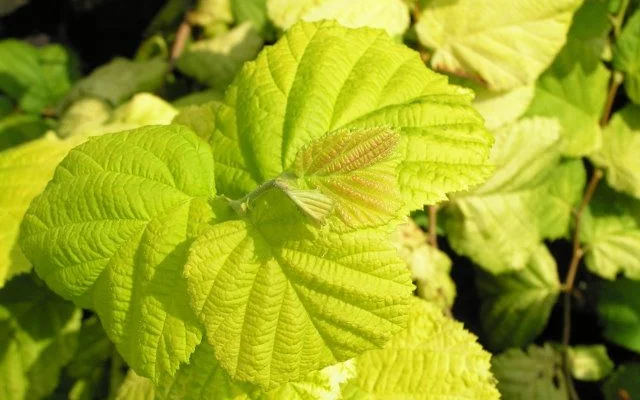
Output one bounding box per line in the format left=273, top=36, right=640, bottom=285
left=427, top=205, right=438, bottom=249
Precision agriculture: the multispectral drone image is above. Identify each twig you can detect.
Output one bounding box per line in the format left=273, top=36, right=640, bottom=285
left=611, top=0, right=631, bottom=38
left=562, top=169, right=603, bottom=296
left=560, top=170, right=603, bottom=400
left=426, top=205, right=438, bottom=249
left=168, top=16, right=192, bottom=72
left=600, top=72, right=624, bottom=127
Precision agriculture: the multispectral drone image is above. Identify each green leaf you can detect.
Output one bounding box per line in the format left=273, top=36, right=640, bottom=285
left=415, top=0, right=582, bottom=91
left=0, top=40, right=77, bottom=113
left=231, top=0, right=269, bottom=34
left=66, top=316, right=112, bottom=379
left=472, top=84, right=535, bottom=131
left=0, top=133, right=79, bottom=287
left=19, top=125, right=217, bottom=382
left=391, top=219, right=456, bottom=310
left=156, top=341, right=354, bottom=399
left=57, top=98, right=112, bottom=138
left=603, top=364, right=640, bottom=400
left=0, top=113, right=49, bottom=151
left=592, top=105, right=640, bottom=199
left=155, top=342, right=255, bottom=399
left=580, top=184, right=640, bottom=279
left=172, top=101, right=221, bottom=142
left=596, top=278, right=640, bottom=352
left=568, top=345, right=614, bottom=381
left=108, top=93, right=179, bottom=127
left=176, top=23, right=263, bottom=91
left=613, top=11, right=640, bottom=103
left=267, top=0, right=410, bottom=37
left=525, top=39, right=610, bottom=156
left=61, top=57, right=167, bottom=108
left=115, top=370, right=156, bottom=400
left=59, top=93, right=178, bottom=138
left=213, top=20, right=493, bottom=209
left=343, top=299, right=500, bottom=399
left=290, top=127, right=403, bottom=228
left=266, top=0, right=320, bottom=30
left=302, top=0, right=409, bottom=37
left=492, top=344, right=568, bottom=400
left=172, top=89, right=224, bottom=109
left=477, top=244, right=561, bottom=351
left=190, top=0, right=234, bottom=34
left=0, top=275, right=82, bottom=400
left=567, top=0, right=612, bottom=60
left=185, top=186, right=413, bottom=388
left=443, top=118, right=577, bottom=274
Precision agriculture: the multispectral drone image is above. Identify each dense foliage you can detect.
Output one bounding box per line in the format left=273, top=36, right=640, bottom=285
left=1, top=0, right=639, bottom=399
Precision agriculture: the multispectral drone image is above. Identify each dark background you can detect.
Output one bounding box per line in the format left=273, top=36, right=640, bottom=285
left=0, top=0, right=166, bottom=70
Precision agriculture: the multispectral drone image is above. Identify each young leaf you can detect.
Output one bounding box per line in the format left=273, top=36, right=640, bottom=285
left=0, top=275, right=82, bottom=400
left=176, top=23, right=264, bottom=91
left=525, top=40, right=610, bottom=156
left=596, top=278, right=640, bottom=352
left=602, top=364, right=640, bottom=400
left=492, top=344, right=568, bottom=400
left=0, top=133, right=79, bottom=287
left=185, top=188, right=413, bottom=388
left=591, top=105, right=640, bottom=199
left=443, top=118, right=571, bottom=274
left=19, top=125, right=217, bottom=382
left=290, top=127, right=403, bottom=228
left=580, top=184, right=640, bottom=280
left=613, top=11, right=640, bottom=104
left=477, top=244, right=561, bottom=351
left=415, top=0, right=582, bottom=91
left=343, top=299, right=500, bottom=399
left=213, top=20, right=493, bottom=209
left=568, top=345, right=614, bottom=382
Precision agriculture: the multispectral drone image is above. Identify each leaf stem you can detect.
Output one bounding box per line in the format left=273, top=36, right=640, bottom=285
left=427, top=205, right=438, bottom=249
